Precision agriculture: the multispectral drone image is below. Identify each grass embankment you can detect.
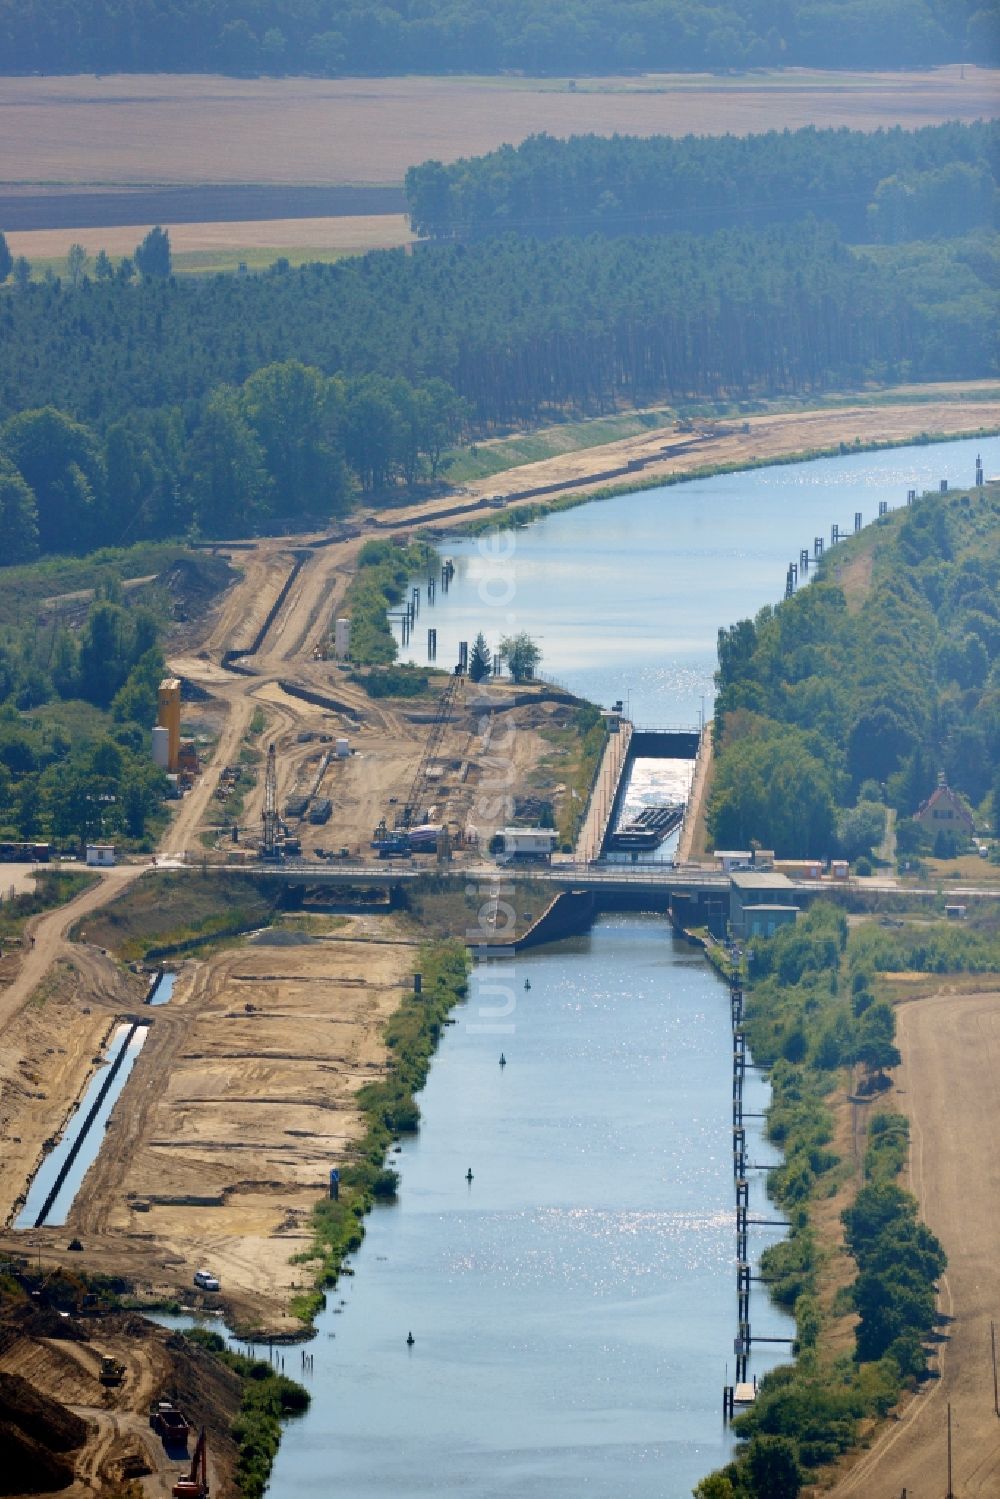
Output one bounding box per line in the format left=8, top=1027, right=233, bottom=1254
left=289, top=939, right=469, bottom=1322
left=443, top=385, right=1000, bottom=487
left=349, top=663, right=431, bottom=698
left=456, top=426, right=1000, bottom=540
left=536, top=704, right=607, bottom=849
left=340, top=537, right=437, bottom=665
left=71, top=869, right=283, bottom=960
left=0, top=869, right=98, bottom=946
left=182, top=1328, right=309, bottom=1499
left=442, top=406, right=676, bottom=482
left=696, top=902, right=951, bottom=1497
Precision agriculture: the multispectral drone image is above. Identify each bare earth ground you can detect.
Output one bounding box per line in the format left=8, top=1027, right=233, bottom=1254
left=0, top=861, right=53, bottom=897
left=6, top=212, right=414, bottom=262
left=1, top=388, right=998, bottom=1494
left=0, top=1313, right=240, bottom=1498
left=0, top=68, right=995, bottom=190
left=410, top=394, right=1000, bottom=522
left=54, top=924, right=412, bottom=1333
left=0, top=516, right=577, bottom=1336
left=827, top=986, right=1000, bottom=1498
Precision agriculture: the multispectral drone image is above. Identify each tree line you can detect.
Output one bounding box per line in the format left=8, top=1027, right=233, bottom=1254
left=693, top=902, right=948, bottom=1497
left=709, top=481, right=1000, bottom=861
left=406, top=121, right=999, bottom=242
left=0, top=0, right=994, bottom=76
left=0, top=363, right=466, bottom=561
left=0, top=223, right=995, bottom=562
left=0, top=581, right=172, bottom=850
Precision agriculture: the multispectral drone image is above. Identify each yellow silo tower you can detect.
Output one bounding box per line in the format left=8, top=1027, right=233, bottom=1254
left=157, top=677, right=182, bottom=772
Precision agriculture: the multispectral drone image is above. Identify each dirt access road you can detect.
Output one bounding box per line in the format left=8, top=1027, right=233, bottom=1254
left=827, top=986, right=1000, bottom=1499
left=0, top=1312, right=240, bottom=1498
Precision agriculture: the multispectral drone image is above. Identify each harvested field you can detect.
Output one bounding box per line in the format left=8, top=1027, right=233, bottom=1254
left=6, top=214, right=414, bottom=268
left=0, top=68, right=995, bottom=196
left=827, top=985, right=1000, bottom=1498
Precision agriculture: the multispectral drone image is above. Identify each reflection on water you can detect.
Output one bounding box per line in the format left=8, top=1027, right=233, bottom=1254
left=402, top=436, right=995, bottom=723
left=263, top=439, right=995, bottom=1496
left=606, top=757, right=696, bottom=864
left=16, top=1023, right=149, bottom=1228
left=264, top=919, right=792, bottom=1499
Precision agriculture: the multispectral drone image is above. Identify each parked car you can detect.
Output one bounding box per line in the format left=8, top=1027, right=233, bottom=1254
left=193, top=1269, right=220, bottom=1292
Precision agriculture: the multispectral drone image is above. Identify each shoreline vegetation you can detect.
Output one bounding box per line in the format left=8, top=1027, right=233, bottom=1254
left=2, top=420, right=994, bottom=1498
left=450, top=423, right=1000, bottom=539
left=441, top=383, right=1000, bottom=486
left=288, top=939, right=470, bottom=1323
left=692, top=476, right=999, bottom=1493
left=694, top=905, right=950, bottom=1498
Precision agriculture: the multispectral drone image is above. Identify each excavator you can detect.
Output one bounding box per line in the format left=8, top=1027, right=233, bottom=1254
left=172, top=1426, right=208, bottom=1498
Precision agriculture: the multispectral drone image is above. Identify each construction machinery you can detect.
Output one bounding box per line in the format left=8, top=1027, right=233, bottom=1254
left=371, top=817, right=411, bottom=858
left=172, top=1426, right=209, bottom=1498
left=150, top=1400, right=191, bottom=1447
left=98, top=1354, right=125, bottom=1385
left=260, top=743, right=279, bottom=860
left=394, top=676, right=460, bottom=830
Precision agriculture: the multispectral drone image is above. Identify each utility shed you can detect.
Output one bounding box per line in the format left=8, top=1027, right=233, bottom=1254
left=85, top=844, right=116, bottom=867
left=729, top=870, right=796, bottom=938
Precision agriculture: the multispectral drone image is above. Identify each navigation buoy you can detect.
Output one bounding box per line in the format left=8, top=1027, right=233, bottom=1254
left=499, top=1053, right=506, bottom=1067
left=466, top=1168, right=474, bottom=1183
left=406, top=1331, right=414, bottom=1347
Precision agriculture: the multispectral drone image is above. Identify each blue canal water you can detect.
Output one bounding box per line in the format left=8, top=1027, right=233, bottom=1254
left=16, top=1022, right=150, bottom=1228
left=162, top=434, right=997, bottom=1495
left=170, top=922, right=791, bottom=1497
left=398, top=435, right=996, bottom=725
left=147, top=970, right=177, bottom=1005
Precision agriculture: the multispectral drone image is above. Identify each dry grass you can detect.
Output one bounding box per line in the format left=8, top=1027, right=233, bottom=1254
left=0, top=67, right=995, bottom=189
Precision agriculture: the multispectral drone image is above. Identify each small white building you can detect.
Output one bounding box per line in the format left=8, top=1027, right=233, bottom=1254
left=714, top=850, right=753, bottom=873
left=85, top=844, right=117, bottom=867
left=498, top=827, right=557, bottom=864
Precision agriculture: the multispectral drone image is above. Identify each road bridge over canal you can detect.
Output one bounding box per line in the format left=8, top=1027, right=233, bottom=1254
left=195, top=857, right=732, bottom=900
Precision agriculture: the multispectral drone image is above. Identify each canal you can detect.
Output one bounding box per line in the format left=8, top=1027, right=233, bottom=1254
left=261, top=921, right=788, bottom=1496
left=204, top=436, right=1000, bottom=1494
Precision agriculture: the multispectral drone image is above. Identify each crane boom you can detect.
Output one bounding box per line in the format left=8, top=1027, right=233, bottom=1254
left=261, top=743, right=279, bottom=859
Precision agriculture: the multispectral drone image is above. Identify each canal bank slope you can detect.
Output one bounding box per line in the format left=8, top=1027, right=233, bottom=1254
left=422, top=387, right=1000, bottom=528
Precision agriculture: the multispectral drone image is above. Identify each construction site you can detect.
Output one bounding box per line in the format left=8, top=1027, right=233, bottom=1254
left=3, top=401, right=1000, bottom=1496
left=0, top=503, right=595, bottom=1497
